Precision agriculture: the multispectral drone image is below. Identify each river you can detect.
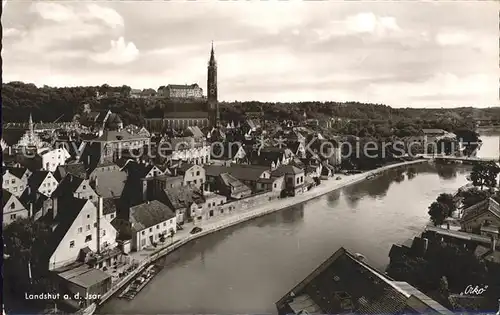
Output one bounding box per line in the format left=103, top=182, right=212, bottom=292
left=98, top=134, right=499, bottom=314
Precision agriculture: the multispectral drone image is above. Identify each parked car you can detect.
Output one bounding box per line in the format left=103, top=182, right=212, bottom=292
left=336, top=176, right=342, bottom=180
left=190, top=227, right=203, bottom=234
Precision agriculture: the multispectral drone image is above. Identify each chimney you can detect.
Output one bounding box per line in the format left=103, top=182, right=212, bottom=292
left=98, top=196, right=104, bottom=218
left=29, top=203, right=33, bottom=217
left=422, top=238, right=429, bottom=255
left=96, top=197, right=103, bottom=254
left=492, top=235, right=497, bottom=252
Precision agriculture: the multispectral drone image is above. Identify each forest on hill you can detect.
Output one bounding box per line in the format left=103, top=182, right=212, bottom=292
left=3, top=82, right=500, bottom=135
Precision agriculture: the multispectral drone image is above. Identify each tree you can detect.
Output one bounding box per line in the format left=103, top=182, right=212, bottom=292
left=168, top=228, right=175, bottom=244
left=470, top=162, right=500, bottom=190
left=3, top=219, right=52, bottom=295
left=436, top=193, right=456, bottom=215
left=459, top=187, right=491, bottom=209
left=428, top=201, right=449, bottom=226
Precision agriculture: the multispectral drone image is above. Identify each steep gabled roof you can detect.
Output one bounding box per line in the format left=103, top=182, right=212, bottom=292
left=28, top=171, right=52, bottom=190
left=219, top=173, right=251, bottom=195
left=52, top=175, right=85, bottom=197
left=130, top=200, right=176, bottom=231
left=2, top=189, right=14, bottom=209
left=272, top=165, right=304, bottom=177
left=461, top=197, right=500, bottom=223
left=5, top=166, right=29, bottom=180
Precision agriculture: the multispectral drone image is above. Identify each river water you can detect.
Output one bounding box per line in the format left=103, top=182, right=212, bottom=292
left=98, top=134, right=499, bottom=314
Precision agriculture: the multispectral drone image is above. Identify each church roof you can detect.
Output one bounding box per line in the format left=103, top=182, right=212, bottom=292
left=164, top=111, right=209, bottom=119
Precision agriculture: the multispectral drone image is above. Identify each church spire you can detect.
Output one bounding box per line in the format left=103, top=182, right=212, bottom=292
left=28, top=113, right=35, bottom=145
left=209, top=41, right=216, bottom=66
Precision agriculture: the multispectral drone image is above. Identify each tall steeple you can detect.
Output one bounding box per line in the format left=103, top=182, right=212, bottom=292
left=28, top=113, right=35, bottom=144
left=207, top=41, right=219, bottom=128
left=209, top=41, right=216, bottom=67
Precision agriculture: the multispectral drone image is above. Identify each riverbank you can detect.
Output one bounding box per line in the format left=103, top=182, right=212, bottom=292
left=97, top=159, right=428, bottom=307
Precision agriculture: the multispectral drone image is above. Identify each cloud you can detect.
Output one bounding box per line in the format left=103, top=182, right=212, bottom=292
left=3, top=28, right=25, bottom=37
left=2, top=1, right=498, bottom=107
left=90, top=37, right=139, bottom=65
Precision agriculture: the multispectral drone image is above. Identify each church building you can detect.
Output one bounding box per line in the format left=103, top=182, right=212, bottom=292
left=144, top=43, right=220, bottom=132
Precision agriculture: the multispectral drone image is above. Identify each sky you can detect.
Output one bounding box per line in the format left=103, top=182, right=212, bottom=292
left=2, top=0, right=499, bottom=108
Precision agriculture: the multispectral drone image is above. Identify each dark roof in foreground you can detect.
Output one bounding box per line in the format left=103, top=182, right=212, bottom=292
left=276, top=247, right=453, bottom=315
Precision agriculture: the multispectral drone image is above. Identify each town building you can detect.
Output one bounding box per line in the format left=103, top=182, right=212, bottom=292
left=168, top=136, right=211, bottom=165
left=128, top=200, right=177, bottom=251
left=39, top=147, right=71, bottom=172
left=172, top=163, right=206, bottom=187
left=157, top=84, right=204, bottom=99
left=160, top=186, right=205, bottom=224
left=144, top=112, right=210, bottom=131
left=460, top=198, right=500, bottom=233
left=271, top=165, right=306, bottom=196
left=2, top=166, right=31, bottom=197
left=276, top=247, right=454, bottom=315
left=80, top=130, right=150, bottom=169
left=52, top=174, right=99, bottom=203
left=205, top=164, right=274, bottom=194
left=211, top=142, right=247, bottom=166
left=1, top=114, right=48, bottom=152
left=2, top=189, right=29, bottom=225
left=216, top=173, right=252, bottom=199
left=48, top=197, right=118, bottom=270
left=28, top=170, right=59, bottom=197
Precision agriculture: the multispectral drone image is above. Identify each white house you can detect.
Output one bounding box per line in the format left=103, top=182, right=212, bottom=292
left=28, top=171, right=59, bottom=197
left=2, top=189, right=29, bottom=225
left=2, top=167, right=31, bottom=197
left=49, top=197, right=118, bottom=270
left=130, top=200, right=177, bottom=251
left=40, top=147, right=71, bottom=172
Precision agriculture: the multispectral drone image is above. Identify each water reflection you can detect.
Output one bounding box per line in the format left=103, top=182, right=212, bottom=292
left=407, top=167, right=417, bottom=180
left=436, top=164, right=457, bottom=180
left=393, top=169, right=406, bottom=183
left=326, top=190, right=341, bottom=208
left=255, top=204, right=305, bottom=227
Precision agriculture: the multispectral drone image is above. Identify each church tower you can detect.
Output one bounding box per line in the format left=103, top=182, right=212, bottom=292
left=207, top=42, right=219, bottom=127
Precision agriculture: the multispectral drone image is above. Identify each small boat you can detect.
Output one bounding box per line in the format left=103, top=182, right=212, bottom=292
left=119, top=265, right=160, bottom=300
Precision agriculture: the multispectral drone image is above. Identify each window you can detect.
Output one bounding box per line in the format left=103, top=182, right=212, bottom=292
left=86, top=224, right=91, bottom=231
left=163, top=222, right=166, bottom=226
left=141, top=239, right=146, bottom=246
left=142, top=231, right=145, bottom=235
left=274, top=183, right=277, bottom=188
left=169, top=219, right=173, bottom=224
left=85, top=235, right=92, bottom=242
left=82, top=185, right=86, bottom=190
left=89, top=195, right=93, bottom=200
left=110, top=214, right=114, bottom=219
left=11, top=179, right=15, bottom=184
left=149, top=228, right=152, bottom=232
left=19, top=185, right=24, bottom=191
left=10, top=202, right=15, bottom=209
left=194, top=180, right=197, bottom=184
left=87, top=214, right=90, bottom=219
left=10, top=214, right=16, bottom=220
left=43, top=183, right=46, bottom=187
left=70, top=241, right=75, bottom=248
left=93, top=222, right=97, bottom=228
left=78, top=227, right=83, bottom=233
left=102, top=230, right=106, bottom=236
left=4, top=180, right=8, bottom=185
left=196, top=171, right=200, bottom=176
left=156, top=225, right=160, bottom=229
left=208, top=203, right=211, bottom=208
